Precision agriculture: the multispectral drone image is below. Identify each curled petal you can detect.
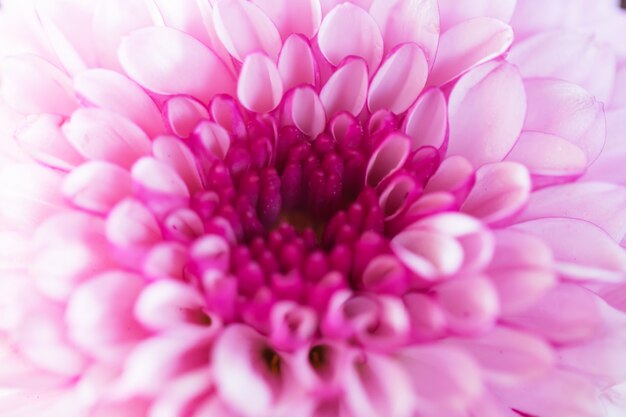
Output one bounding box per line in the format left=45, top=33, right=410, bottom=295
left=368, top=43, right=428, bottom=114
left=320, top=57, right=368, bottom=117
left=119, top=27, right=235, bottom=103
left=461, top=162, right=531, bottom=225
left=163, top=96, right=209, bottom=139
left=106, top=199, right=162, bottom=247
left=131, top=157, right=190, bottom=198
left=153, top=136, right=203, bottom=194
left=403, top=88, right=448, bottom=151
left=287, top=86, right=326, bottom=138
left=278, top=34, right=318, bottom=91
left=438, top=0, right=517, bottom=31
left=238, top=53, right=284, bottom=113
left=317, top=3, right=383, bottom=72
left=365, top=132, right=411, bottom=188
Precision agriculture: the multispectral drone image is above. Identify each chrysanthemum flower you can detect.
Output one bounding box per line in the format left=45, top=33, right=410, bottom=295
left=1, top=0, right=626, bottom=416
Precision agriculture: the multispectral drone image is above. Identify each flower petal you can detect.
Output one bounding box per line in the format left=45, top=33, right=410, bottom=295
left=252, top=0, right=322, bottom=39
left=320, top=57, right=368, bottom=117
left=278, top=34, right=318, bottom=91
left=289, top=86, right=326, bottom=138
left=238, top=53, right=284, bottom=113
left=513, top=218, right=626, bottom=282
left=365, top=132, right=411, bottom=187
left=62, top=161, right=132, bottom=215
left=213, top=0, right=282, bottom=62
left=317, top=3, right=383, bottom=72
left=66, top=271, right=146, bottom=362
left=461, top=162, right=531, bottom=225
left=368, top=43, right=428, bottom=114
left=63, top=109, right=151, bottom=169
left=447, top=61, right=526, bottom=167
left=15, top=114, right=83, bottom=171
left=1, top=55, right=77, bottom=115
left=74, top=69, right=166, bottom=138
left=106, top=199, right=162, bottom=247
left=428, top=17, right=514, bottom=86
left=163, top=96, right=209, bottom=139
left=402, top=88, right=448, bottom=151
left=522, top=78, right=605, bottom=166
left=369, top=0, right=440, bottom=63
left=131, top=157, right=190, bottom=198
left=437, top=0, right=517, bottom=31
left=119, top=27, right=235, bottom=103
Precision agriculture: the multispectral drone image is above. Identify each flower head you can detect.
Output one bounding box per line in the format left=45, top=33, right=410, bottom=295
left=1, top=0, right=626, bottom=416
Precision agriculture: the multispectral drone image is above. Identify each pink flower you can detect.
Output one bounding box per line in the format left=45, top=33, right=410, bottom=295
left=1, top=0, right=626, bottom=416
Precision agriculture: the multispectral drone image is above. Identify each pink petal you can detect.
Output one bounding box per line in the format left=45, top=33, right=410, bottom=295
left=153, top=0, right=216, bottom=49
left=116, top=328, right=215, bottom=397
left=212, top=0, right=282, bottom=62
left=365, top=132, right=411, bottom=187
left=66, top=270, right=146, bottom=362
left=62, top=161, right=132, bottom=215
left=503, top=284, right=602, bottom=344
left=63, top=109, right=151, bottom=169
left=610, top=64, right=626, bottom=109
left=142, top=242, right=189, bottom=280
left=0, top=164, right=65, bottom=231
left=119, top=27, right=235, bottom=104
left=342, top=351, right=414, bottom=417
left=317, top=3, right=383, bottom=72
left=516, top=182, right=626, bottom=243
left=288, top=86, right=326, bottom=138
left=153, top=136, right=203, bottom=194
left=435, top=276, right=499, bottom=334
left=378, top=174, right=419, bottom=220
left=35, top=0, right=96, bottom=75
left=448, top=326, right=554, bottom=386
left=163, top=96, right=209, bottom=138
left=447, top=61, right=526, bottom=167
left=134, top=280, right=209, bottom=331
left=211, top=325, right=276, bottom=417
left=238, top=53, right=284, bottom=113
left=392, top=229, right=464, bottom=280
left=461, top=162, right=531, bottom=225
left=278, top=34, right=318, bottom=91
left=398, top=346, right=482, bottom=415
left=362, top=255, right=408, bottom=294
left=252, top=0, right=322, bottom=39
left=74, top=69, right=166, bottom=138
left=15, top=114, right=83, bottom=171
left=367, top=43, right=428, bottom=114
left=487, top=229, right=556, bottom=315
left=1, top=55, right=77, bottom=115
left=319, top=57, right=368, bottom=117
left=92, top=0, right=154, bottom=71
left=437, top=0, right=517, bottom=31
left=193, top=121, right=232, bottom=160
left=494, top=370, right=604, bottom=417
left=131, top=157, right=190, bottom=198
left=148, top=368, right=213, bottom=417
left=269, top=301, right=318, bottom=350
left=509, top=31, right=616, bottom=103
left=505, top=131, right=588, bottom=182
left=424, top=155, right=474, bottom=195
left=369, top=0, right=440, bottom=63
left=513, top=218, right=626, bottom=282
left=402, top=88, right=448, bottom=151
left=428, top=18, right=514, bottom=86
left=522, top=78, right=605, bottom=166
left=106, top=198, right=162, bottom=247
left=584, top=109, right=626, bottom=185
